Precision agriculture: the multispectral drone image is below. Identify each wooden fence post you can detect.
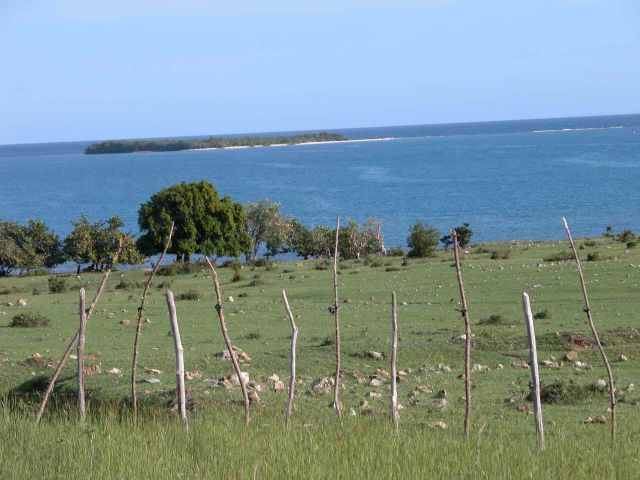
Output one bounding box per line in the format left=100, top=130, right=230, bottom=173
left=166, top=290, right=187, bottom=425
left=77, top=288, right=87, bottom=423
left=452, top=230, right=472, bottom=439
left=391, top=292, right=399, bottom=433
left=205, top=256, right=250, bottom=425
left=131, top=221, right=174, bottom=418
left=563, top=217, right=617, bottom=440
left=282, top=289, right=298, bottom=431
left=522, top=292, right=544, bottom=449
left=332, top=217, right=342, bottom=419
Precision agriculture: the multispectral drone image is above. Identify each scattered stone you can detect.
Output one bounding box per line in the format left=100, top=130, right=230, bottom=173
left=16, top=299, right=27, bottom=307
left=248, top=390, right=261, bottom=406
left=186, top=370, right=201, bottom=380
left=592, top=379, right=607, bottom=390
left=108, top=367, right=122, bottom=375
left=228, top=296, right=234, bottom=303
left=273, top=380, right=287, bottom=393
left=512, top=360, right=530, bottom=369
left=437, top=363, right=451, bottom=373
left=473, top=363, right=489, bottom=372
left=146, top=368, right=162, bottom=374
left=83, top=364, right=102, bottom=376
left=359, top=400, right=373, bottom=414
left=496, top=364, right=504, bottom=369
left=368, top=391, right=382, bottom=399
left=218, top=378, right=233, bottom=389
left=0, top=311, right=7, bottom=316
left=570, top=333, right=592, bottom=349
left=435, top=389, right=447, bottom=399
left=432, top=398, right=448, bottom=412
left=312, top=377, right=333, bottom=395
left=429, top=420, right=448, bottom=429
left=618, top=354, right=628, bottom=362
left=144, top=378, right=160, bottom=384
left=595, top=415, right=607, bottom=424
left=375, top=368, right=390, bottom=379
left=366, top=351, right=384, bottom=360
left=119, top=319, right=131, bottom=326
left=416, top=384, right=433, bottom=393
left=349, top=408, right=357, bottom=417
left=369, top=378, right=383, bottom=387
left=583, top=416, right=593, bottom=424
left=216, top=346, right=251, bottom=363
left=230, top=371, right=250, bottom=386
left=516, top=403, right=529, bottom=413
left=267, top=374, right=281, bottom=384
left=627, top=383, right=635, bottom=392
left=564, top=351, right=578, bottom=362
left=6, top=303, right=14, bottom=307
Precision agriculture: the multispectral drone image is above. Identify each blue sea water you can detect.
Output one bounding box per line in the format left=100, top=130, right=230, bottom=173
left=0, top=114, right=638, bottom=255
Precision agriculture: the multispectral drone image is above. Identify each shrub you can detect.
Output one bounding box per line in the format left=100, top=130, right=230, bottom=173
left=583, top=239, right=597, bottom=247
left=385, top=266, right=400, bottom=272
left=441, top=223, right=473, bottom=248
left=179, top=289, right=200, bottom=300
left=10, top=311, right=50, bottom=328
left=627, top=241, right=637, bottom=249
left=315, top=260, right=331, bottom=270
left=47, top=277, right=67, bottom=294
left=536, top=380, right=607, bottom=404
left=586, top=252, right=601, bottom=262
left=32, top=287, right=41, bottom=296
left=616, top=229, right=636, bottom=243
left=533, top=309, right=550, bottom=320
left=156, top=280, right=172, bottom=289
left=21, top=269, right=50, bottom=277
left=228, top=261, right=243, bottom=282
left=387, top=246, right=405, bottom=257
left=368, top=258, right=383, bottom=268
left=407, top=221, right=440, bottom=258
left=490, top=250, right=510, bottom=260
left=248, top=278, right=265, bottom=287
left=238, top=292, right=249, bottom=298
left=543, top=251, right=573, bottom=262
left=0, top=286, right=18, bottom=295
left=114, top=277, right=142, bottom=290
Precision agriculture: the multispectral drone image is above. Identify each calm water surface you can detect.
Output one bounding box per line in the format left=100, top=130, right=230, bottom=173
left=0, top=114, right=638, bottom=252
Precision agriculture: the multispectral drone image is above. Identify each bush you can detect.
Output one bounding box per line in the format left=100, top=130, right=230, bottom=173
left=315, top=260, right=331, bottom=270
left=21, top=269, right=50, bottom=277
left=490, top=250, right=510, bottom=260
left=0, top=286, right=18, bottom=295
left=543, top=251, right=573, bottom=262
left=47, top=277, right=67, bottom=294
left=478, top=313, right=505, bottom=325
left=536, top=380, right=607, bottom=404
left=248, top=278, right=265, bottom=287
left=627, top=241, right=637, bottom=249
left=441, top=223, right=473, bottom=248
left=385, top=266, right=400, bottom=272
left=114, top=277, right=143, bottom=290
left=179, top=289, right=200, bottom=300
left=227, top=261, right=243, bottom=282
left=407, top=221, right=440, bottom=258
left=586, top=252, right=601, bottom=262
left=156, top=280, right=172, bottom=289
left=158, top=261, right=207, bottom=276
left=387, top=246, right=405, bottom=257
left=367, top=257, right=383, bottom=268
left=616, top=229, right=635, bottom=243
left=533, top=309, right=550, bottom=320
left=10, top=311, right=50, bottom=328
left=583, top=239, right=597, bottom=247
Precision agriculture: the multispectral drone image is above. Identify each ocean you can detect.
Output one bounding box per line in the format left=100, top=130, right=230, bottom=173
left=0, top=114, right=639, bottom=257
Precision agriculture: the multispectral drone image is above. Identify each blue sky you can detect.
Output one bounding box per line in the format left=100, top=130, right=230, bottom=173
left=1, top=0, right=639, bottom=144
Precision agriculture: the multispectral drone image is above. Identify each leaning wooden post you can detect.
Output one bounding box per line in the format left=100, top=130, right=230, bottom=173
left=522, top=292, right=544, bottom=449
left=390, top=292, right=399, bottom=433
left=205, top=256, right=250, bottom=425
left=331, top=217, right=342, bottom=419
left=563, top=217, right=617, bottom=440
left=452, top=230, right=472, bottom=440
left=77, top=288, right=87, bottom=423
left=282, top=289, right=298, bottom=431
left=166, top=290, right=187, bottom=425
left=36, top=241, right=122, bottom=424
left=131, top=221, right=174, bottom=418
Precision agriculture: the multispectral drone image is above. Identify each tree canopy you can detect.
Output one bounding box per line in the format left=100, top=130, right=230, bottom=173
left=0, top=220, right=63, bottom=276
left=137, top=181, right=250, bottom=261
left=407, top=221, right=440, bottom=258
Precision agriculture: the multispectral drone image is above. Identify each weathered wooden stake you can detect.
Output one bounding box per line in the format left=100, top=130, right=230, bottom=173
left=77, top=288, right=87, bottom=423
left=522, top=292, right=544, bottom=450
left=166, top=290, right=187, bottom=425
left=563, top=217, right=617, bottom=440
left=282, top=289, right=298, bottom=431
left=131, top=221, right=174, bottom=418
left=205, top=256, right=250, bottom=425
left=36, top=241, right=122, bottom=424
left=332, top=217, right=342, bottom=419
left=390, top=291, right=399, bottom=433
left=452, top=230, right=472, bottom=440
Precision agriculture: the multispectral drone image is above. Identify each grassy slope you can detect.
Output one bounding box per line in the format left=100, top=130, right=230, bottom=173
left=1, top=237, right=639, bottom=478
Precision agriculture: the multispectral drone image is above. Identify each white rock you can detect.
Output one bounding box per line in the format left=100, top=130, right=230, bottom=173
left=108, top=368, right=122, bottom=375
left=369, top=378, right=383, bottom=387
left=230, top=371, right=250, bottom=386
left=267, top=374, right=281, bottom=384
left=228, top=296, right=235, bottom=303
left=145, top=378, right=160, bottom=384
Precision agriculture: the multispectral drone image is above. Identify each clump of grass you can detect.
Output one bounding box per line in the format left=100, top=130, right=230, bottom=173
left=543, top=251, right=573, bottom=262
left=533, top=309, right=550, bottom=320
left=616, top=229, right=636, bottom=243
left=583, top=239, right=597, bottom=247
left=21, top=269, right=49, bottom=277
left=47, top=277, right=67, bottom=294
left=32, top=287, right=41, bottom=296
left=536, top=380, right=607, bottom=404
left=10, top=311, right=50, bottom=328
left=248, top=279, right=265, bottom=287
left=243, top=331, right=261, bottom=340
left=367, top=258, right=383, bottom=268
left=319, top=336, right=335, bottom=347
left=179, top=289, right=200, bottom=301
left=387, top=246, right=405, bottom=257
left=478, top=313, right=506, bottom=325
left=0, top=286, right=18, bottom=295
left=385, top=266, right=400, bottom=272
left=156, top=280, right=172, bottom=289
left=158, top=261, right=206, bottom=276
left=227, top=261, right=243, bottom=282
left=114, top=277, right=143, bottom=290
left=315, top=260, right=331, bottom=270
left=626, top=241, right=637, bottom=249
left=238, top=292, right=249, bottom=298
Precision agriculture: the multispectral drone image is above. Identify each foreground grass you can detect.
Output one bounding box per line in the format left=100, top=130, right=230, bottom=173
left=1, top=236, right=639, bottom=478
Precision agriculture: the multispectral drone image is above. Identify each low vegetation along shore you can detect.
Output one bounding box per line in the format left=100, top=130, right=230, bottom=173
left=1, top=235, right=639, bottom=478
left=84, top=132, right=349, bottom=154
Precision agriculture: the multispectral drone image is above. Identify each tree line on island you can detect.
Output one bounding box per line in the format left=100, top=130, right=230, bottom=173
left=84, top=132, right=349, bottom=154
left=0, top=181, right=481, bottom=276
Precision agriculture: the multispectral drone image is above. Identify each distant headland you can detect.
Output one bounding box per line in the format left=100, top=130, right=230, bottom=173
left=84, top=132, right=350, bottom=154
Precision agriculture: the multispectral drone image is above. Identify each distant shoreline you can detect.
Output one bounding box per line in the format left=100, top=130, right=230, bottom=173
left=185, top=136, right=395, bottom=152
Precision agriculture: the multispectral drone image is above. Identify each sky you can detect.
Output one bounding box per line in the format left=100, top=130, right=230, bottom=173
left=1, top=0, right=639, bottom=144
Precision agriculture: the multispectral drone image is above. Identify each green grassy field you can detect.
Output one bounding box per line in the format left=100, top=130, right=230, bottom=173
left=1, top=237, right=639, bottom=478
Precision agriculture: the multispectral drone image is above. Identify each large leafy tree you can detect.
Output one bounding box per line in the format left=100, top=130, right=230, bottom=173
left=0, top=220, right=63, bottom=276
left=64, top=215, right=142, bottom=272
left=441, top=223, right=473, bottom=249
left=245, top=199, right=287, bottom=261
left=137, top=181, right=250, bottom=261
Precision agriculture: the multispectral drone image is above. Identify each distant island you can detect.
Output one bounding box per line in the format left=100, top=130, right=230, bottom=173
left=85, top=132, right=349, bottom=154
